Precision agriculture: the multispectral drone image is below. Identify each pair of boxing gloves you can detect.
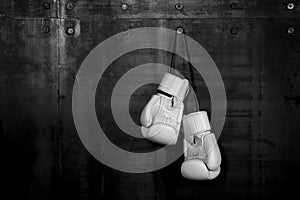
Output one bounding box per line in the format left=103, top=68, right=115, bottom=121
left=140, top=73, right=221, bottom=180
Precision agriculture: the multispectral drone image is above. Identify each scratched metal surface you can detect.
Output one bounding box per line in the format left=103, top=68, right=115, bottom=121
left=0, top=1, right=300, bottom=200
left=57, top=0, right=300, bottom=19
left=0, top=17, right=59, bottom=199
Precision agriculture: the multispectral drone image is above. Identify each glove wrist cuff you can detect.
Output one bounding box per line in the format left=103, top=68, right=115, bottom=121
left=158, top=73, right=189, bottom=102
left=183, top=111, right=211, bottom=135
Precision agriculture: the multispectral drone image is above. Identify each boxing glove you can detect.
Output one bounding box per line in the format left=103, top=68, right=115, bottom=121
left=181, top=111, right=221, bottom=180
left=140, top=73, right=189, bottom=145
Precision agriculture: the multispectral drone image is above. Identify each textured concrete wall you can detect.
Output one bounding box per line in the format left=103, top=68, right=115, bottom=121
left=0, top=1, right=300, bottom=199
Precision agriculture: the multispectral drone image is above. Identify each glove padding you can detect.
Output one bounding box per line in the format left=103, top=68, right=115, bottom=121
left=140, top=73, right=189, bottom=145
left=181, top=111, right=221, bottom=180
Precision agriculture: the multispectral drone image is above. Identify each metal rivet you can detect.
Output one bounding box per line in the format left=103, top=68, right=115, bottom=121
left=66, top=27, right=75, bottom=35
left=230, top=2, right=238, bottom=9
left=43, top=2, right=50, bottom=10
left=66, top=2, right=74, bottom=10
left=287, top=3, right=294, bottom=10
left=176, top=27, right=184, bottom=34
left=230, top=27, right=238, bottom=35
left=175, top=3, right=184, bottom=11
left=288, top=27, right=295, bottom=34
left=121, top=3, right=129, bottom=11
left=43, top=26, right=50, bottom=33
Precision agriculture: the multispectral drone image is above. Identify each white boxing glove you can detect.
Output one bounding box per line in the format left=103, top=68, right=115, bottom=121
left=140, top=73, right=189, bottom=145
left=181, top=111, right=221, bottom=180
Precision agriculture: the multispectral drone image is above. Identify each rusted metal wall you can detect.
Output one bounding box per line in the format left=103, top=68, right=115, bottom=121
left=1, top=1, right=300, bottom=199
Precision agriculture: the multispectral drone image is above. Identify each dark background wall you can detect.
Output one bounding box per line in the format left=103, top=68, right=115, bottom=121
left=1, top=0, right=300, bottom=199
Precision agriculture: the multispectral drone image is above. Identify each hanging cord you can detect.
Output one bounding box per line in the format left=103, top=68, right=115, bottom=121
left=168, top=31, right=179, bottom=106
left=145, top=31, right=180, bottom=139
left=181, top=31, right=216, bottom=157
left=182, top=32, right=200, bottom=112
left=169, top=30, right=178, bottom=74
left=179, top=31, right=220, bottom=161
left=169, top=29, right=193, bottom=108
left=178, top=29, right=200, bottom=145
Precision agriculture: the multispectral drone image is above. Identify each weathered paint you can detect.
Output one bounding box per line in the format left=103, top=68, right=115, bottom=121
left=0, top=1, right=300, bottom=200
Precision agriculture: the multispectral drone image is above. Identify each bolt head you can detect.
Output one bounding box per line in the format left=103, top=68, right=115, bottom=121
left=288, top=27, right=295, bottom=34
left=43, top=26, right=50, bottom=33
left=287, top=3, right=294, bottom=10
left=43, top=2, right=50, bottom=10
left=67, top=27, right=75, bottom=35
left=121, top=3, right=129, bottom=11
left=176, top=27, right=184, bottom=34
left=230, top=27, right=238, bottom=35
left=175, top=3, right=184, bottom=10
left=66, top=2, right=74, bottom=10
left=230, top=2, right=238, bottom=9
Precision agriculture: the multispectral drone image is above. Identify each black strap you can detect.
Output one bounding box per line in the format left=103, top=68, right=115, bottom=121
left=157, top=90, right=173, bottom=98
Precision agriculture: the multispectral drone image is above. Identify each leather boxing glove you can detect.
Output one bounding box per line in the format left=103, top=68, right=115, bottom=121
left=140, top=73, right=189, bottom=145
left=181, top=111, right=221, bottom=180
